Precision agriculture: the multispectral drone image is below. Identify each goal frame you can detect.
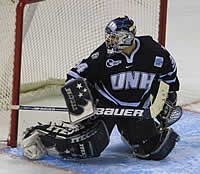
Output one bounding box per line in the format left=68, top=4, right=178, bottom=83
left=8, top=0, right=168, bottom=147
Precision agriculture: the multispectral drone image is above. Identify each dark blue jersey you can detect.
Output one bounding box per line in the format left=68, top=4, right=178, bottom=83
left=66, top=36, right=179, bottom=108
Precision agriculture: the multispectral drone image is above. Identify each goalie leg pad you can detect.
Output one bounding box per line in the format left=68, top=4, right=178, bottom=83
left=149, top=128, right=179, bottom=160
left=22, top=119, right=110, bottom=159
left=134, top=128, right=180, bottom=160
left=21, top=131, right=47, bottom=160
left=58, top=120, right=110, bottom=159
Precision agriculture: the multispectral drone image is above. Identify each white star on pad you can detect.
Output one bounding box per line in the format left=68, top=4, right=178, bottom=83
left=78, top=92, right=83, bottom=98
left=76, top=83, right=82, bottom=89
left=83, top=88, right=87, bottom=92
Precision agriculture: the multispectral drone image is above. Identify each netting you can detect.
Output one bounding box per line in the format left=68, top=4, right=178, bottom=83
left=0, top=0, right=163, bottom=145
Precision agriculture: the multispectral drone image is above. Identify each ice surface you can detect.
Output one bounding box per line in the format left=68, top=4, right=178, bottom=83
left=1, top=111, right=200, bottom=174
left=0, top=151, right=78, bottom=174
left=166, top=0, right=200, bottom=108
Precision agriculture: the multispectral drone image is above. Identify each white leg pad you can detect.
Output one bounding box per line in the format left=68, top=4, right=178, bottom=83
left=21, top=131, right=47, bottom=160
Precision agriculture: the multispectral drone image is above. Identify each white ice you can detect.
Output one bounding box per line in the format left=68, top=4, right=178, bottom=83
left=0, top=152, right=75, bottom=174
left=1, top=0, right=200, bottom=173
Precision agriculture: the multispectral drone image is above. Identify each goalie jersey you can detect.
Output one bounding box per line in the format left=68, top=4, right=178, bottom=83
left=66, top=36, right=179, bottom=108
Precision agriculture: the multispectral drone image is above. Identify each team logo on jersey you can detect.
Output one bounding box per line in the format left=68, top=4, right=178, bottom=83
left=106, top=59, right=122, bottom=68
left=91, top=52, right=99, bottom=59
left=111, top=71, right=155, bottom=90
left=154, top=56, right=164, bottom=68
left=125, top=65, right=133, bottom=69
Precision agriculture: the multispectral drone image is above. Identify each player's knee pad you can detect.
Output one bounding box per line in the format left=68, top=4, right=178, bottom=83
left=22, top=119, right=110, bottom=159
left=133, top=128, right=180, bottom=160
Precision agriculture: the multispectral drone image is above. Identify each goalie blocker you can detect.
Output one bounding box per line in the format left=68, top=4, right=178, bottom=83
left=61, top=78, right=96, bottom=124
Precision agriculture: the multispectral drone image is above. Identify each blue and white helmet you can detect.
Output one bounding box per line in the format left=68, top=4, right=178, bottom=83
left=105, top=16, right=136, bottom=54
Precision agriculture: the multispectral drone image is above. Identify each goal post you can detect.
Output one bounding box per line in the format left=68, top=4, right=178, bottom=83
left=0, top=0, right=168, bottom=147
left=9, top=0, right=45, bottom=147
left=158, top=0, right=168, bottom=46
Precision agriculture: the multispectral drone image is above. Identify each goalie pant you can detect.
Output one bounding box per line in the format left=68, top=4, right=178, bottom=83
left=21, top=119, right=110, bottom=159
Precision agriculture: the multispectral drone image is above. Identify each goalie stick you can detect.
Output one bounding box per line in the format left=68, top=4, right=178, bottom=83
left=8, top=104, right=182, bottom=126
left=9, top=105, right=68, bottom=112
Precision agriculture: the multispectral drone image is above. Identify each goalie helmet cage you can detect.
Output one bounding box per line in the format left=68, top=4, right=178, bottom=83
left=0, top=0, right=168, bottom=147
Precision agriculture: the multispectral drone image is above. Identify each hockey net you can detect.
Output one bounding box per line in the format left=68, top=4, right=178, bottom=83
left=0, top=0, right=168, bottom=146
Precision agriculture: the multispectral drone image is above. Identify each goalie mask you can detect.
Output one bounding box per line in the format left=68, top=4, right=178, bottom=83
left=105, top=16, right=136, bottom=54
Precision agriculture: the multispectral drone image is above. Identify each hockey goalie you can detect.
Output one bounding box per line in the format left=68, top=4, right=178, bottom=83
left=21, top=16, right=182, bottom=161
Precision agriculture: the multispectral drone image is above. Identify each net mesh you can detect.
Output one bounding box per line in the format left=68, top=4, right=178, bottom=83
left=20, top=0, right=161, bottom=103
left=0, top=0, right=17, bottom=141
left=0, top=0, right=162, bottom=142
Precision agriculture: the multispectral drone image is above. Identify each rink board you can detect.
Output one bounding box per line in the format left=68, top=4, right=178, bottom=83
left=1, top=111, right=200, bottom=174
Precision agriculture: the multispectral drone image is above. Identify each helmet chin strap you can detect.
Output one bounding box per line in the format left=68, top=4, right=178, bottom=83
left=121, top=39, right=136, bottom=56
